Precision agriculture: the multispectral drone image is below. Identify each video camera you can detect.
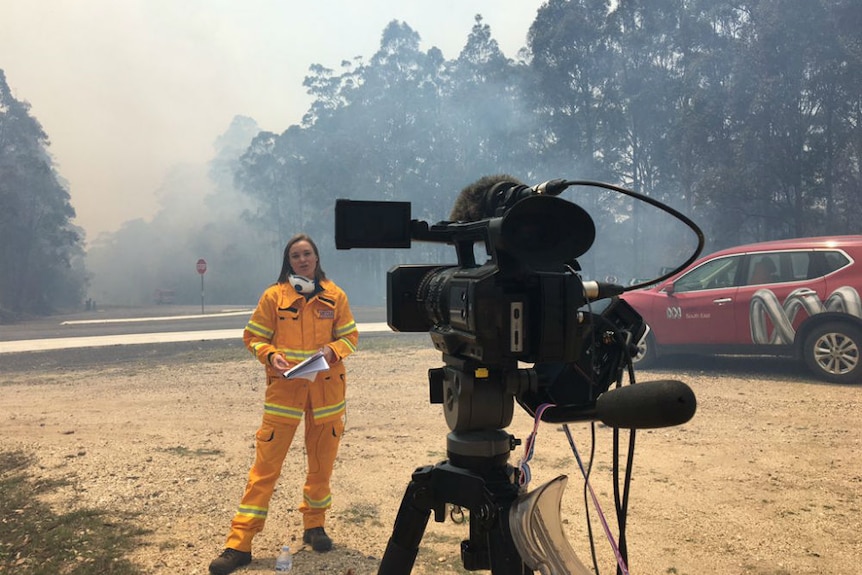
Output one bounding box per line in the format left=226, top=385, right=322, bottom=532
left=336, top=177, right=699, bottom=574
left=335, top=178, right=647, bottom=432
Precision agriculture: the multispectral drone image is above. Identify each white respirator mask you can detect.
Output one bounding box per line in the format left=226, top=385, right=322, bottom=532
left=289, top=274, right=316, bottom=294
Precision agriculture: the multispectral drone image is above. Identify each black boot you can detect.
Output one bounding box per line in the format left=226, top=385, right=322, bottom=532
left=209, top=548, right=252, bottom=575
left=303, top=526, right=333, bottom=552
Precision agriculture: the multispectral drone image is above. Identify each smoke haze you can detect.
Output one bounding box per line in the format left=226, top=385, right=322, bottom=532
left=0, top=0, right=544, bottom=241
left=10, top=1, right=829, bottom=311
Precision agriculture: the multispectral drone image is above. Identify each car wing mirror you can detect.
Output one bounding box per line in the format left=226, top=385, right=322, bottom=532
left=664, top=282, right=676, bottom=295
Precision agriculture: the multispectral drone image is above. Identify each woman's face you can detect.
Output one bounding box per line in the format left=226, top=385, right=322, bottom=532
left=288, top=240, right=318, bottom=278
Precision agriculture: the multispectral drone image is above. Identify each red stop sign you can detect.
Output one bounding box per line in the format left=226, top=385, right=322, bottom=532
left=196, top=258, right=207, bottom=275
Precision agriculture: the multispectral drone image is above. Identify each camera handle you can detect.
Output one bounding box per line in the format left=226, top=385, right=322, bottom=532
left=378, top=429, right=531, bottom=575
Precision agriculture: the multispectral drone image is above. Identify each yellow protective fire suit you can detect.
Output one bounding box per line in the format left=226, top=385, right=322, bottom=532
left=225, top=278, right=358, bottom=553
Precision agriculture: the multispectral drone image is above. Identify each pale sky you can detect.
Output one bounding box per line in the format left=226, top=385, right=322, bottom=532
left=1, top=1, right=546, bottom=241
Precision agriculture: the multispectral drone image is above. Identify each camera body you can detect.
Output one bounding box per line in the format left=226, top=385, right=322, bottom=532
left=336, top=188, right=645, bottom=427
left=388, top=261, right=587, bottom=366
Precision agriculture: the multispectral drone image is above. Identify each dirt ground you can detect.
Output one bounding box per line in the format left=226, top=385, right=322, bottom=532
left=0, top=336, right=859, bottom=575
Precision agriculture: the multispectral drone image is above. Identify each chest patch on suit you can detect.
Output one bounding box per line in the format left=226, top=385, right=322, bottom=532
left=318, top=309, right=335, bottom=319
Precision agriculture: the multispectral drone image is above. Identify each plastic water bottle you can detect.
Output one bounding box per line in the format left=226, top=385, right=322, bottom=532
left=275, top=545, right=293, bottom=572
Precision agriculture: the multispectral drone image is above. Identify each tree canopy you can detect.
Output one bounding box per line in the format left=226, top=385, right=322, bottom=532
left=0, top=69, right=86, bottom=319
left=6, top=1, right=860, bottom=310
left=229, top=3, right=860, bottom=300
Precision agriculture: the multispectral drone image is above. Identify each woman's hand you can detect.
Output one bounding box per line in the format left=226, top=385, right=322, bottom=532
left=322, top=346, right=338, bottom=364
left=269, top=353, right=291, bottom=371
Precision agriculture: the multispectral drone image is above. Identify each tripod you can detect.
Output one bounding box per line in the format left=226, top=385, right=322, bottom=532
left=378, top=360, right=534, bottom=574
left=378, top=430, right=530, bottom=574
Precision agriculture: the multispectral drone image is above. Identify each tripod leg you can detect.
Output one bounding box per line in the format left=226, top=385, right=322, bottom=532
left=488, top=504, right=532, bottom=575
left=460, top=478, right=531, bottom=575
left=378, top=460, right=532, bottom=575
left=378, top=466, right=436, bottom=575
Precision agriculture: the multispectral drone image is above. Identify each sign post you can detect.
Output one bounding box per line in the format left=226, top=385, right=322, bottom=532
left=196, top=258, right=207, bottom=313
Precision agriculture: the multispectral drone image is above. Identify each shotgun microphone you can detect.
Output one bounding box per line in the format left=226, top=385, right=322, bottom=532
left=595, top=379, right=696, bottom=428
left=539, top=380, right=696, bottom=428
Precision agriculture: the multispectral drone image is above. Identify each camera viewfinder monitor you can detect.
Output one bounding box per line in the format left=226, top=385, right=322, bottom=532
left=335, top=199, right=412, bottom=249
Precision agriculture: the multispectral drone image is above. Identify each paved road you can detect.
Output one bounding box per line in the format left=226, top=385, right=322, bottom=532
left=0, top=306, right=392, bottom=354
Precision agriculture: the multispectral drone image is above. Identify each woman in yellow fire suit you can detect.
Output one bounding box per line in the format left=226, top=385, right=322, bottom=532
left=209, top=233, right=359, bottom=575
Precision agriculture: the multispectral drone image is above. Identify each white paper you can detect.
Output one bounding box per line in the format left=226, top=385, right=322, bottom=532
left=283, top=350, right=329, bottom=379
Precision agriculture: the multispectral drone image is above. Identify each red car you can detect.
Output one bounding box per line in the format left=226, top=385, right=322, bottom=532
left=623, top=235, right=862, bottom=383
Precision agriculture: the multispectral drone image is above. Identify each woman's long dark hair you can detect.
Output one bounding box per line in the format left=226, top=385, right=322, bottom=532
left=277, top=233, right=327, bottom=283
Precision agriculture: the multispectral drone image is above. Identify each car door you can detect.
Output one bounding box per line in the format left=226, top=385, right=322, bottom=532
left=651, top=254, right=742, bottom=345
left=737, top=250, right=826, bottom=345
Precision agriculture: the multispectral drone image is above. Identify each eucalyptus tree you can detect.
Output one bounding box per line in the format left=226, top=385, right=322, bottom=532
left=797, top=0, right=862, bottom=235
left=337, top=21, right=451, bottom=221
left=658, top=1, right=747, bottom=249
left=527, top=0, right=618, bottom=180
left=236, top=127, right=311, bottom=256
left=439, top=15, right=533, bottom=191
left=608, top=0, right=752, bottom=256
left=724, top=0, right=862, bottom=241
left=526, top=0, right=628, bottom=278
left=0, top=69, right=86, bottom=317
left=237, top=22, right=456, bottom=302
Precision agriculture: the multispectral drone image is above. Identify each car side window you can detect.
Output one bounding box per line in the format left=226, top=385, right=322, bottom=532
left=822, top=250, right=851, bottom=275
left=747, top=254, right=780, bottom=285
left=747, top=251, right=817, bottom=284
left=786, top=252, right=812, bottom=281
left=674, top=256, right=740, bottom=293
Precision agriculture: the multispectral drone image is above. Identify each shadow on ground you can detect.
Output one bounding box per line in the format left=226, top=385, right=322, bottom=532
left=637, top=353, right=819, bottom=383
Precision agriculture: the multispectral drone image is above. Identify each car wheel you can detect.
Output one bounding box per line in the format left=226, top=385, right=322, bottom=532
left=632, top=330, right=657, bottom=369
left=802, top=321, right=862, bottom=384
